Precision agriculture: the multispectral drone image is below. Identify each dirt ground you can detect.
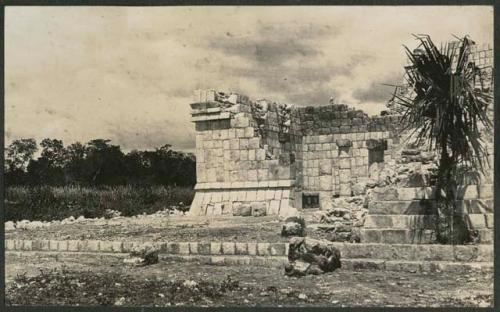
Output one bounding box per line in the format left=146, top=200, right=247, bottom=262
left=6, top=215, right=293, bottom=242
left=5, top=251, right=493, bottom=307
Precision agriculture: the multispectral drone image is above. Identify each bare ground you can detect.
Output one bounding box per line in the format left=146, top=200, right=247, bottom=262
left=6, top=215, right=290, bottom=242
left=5, top=251, right=493, bottom=307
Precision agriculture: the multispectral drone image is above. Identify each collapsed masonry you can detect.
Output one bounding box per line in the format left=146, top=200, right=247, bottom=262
left=188, top=43, right=494, bottom=226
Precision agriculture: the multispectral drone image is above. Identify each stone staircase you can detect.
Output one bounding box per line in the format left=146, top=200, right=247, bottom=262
left=360, top=184, right=494, bottom=244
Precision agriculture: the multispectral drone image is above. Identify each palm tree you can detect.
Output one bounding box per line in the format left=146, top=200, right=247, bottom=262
left=392, top=35, right=492, bottom=244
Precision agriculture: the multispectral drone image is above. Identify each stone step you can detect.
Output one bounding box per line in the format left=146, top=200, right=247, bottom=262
left=371, top=185, right=493, bottom=201
left=160, top=254, right=492, bottom=273
left=329, top=242, right=493, bottom=262
left=364, top=214, right=494, bottom=229
left=360, top=228, right=493, bottom=244
left=368, top=199, right=493, bottom=215
left=342, top=258, right=492, bottom=274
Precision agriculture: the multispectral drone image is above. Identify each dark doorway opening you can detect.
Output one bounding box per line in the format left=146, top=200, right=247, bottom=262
left=302, top=194, right=320, bottom=209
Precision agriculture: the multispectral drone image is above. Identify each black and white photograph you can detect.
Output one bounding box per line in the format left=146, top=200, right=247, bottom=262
left=3, top=4, right=495, bottom=308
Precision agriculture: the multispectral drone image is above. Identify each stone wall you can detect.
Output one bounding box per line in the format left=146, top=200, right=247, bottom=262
left=189, top=91, right=298, bottom=216
left=188, top=42, right=493, bottom=217
left=188, top=90, right=406, bottom=215
left=296, top=105, right=402, bottom=209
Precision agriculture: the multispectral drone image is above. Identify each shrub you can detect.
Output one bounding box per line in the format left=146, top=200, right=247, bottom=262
left=5, top=185, right=195, bottom=221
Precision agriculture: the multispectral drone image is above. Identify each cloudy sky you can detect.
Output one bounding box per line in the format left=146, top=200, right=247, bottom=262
left=6, top=6, right=493, bottom=152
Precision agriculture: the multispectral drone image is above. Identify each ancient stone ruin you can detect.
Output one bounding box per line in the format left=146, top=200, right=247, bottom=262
left=188, top=42, right=493, bottom=245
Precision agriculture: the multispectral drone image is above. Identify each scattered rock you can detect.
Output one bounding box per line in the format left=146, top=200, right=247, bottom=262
left=104, top=209, right=122, bottom=219
left=5, top=221, right=15, bottom=231
left=352, top=182, right=367, bottom=196
left=232, top=203, right=252, bottom=217
left=251, top=202, right=267, bottom=217
left=124, top=245, right=159, bottom=266
left=285, top=237, right=341, bottom=276
left=114, top=297, right=126, bottom=306
left=182, top=280, right=198, bottom=288
left=281, top=216, right=306, bottom=237
left=298, top=293, right=308, bottom=300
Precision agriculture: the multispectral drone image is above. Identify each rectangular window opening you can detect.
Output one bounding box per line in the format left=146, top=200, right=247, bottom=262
left=302, top=194, right=320, bottom=209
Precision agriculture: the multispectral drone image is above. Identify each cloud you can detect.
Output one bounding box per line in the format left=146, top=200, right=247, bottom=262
left=352, top=71, right=402, bottom=103
left=5, top=6, right=493, bottom=151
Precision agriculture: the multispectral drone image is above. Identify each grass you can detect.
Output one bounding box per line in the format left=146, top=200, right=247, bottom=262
left=5, top=185, right=195, bottom=222
left=5, top=253, right=494, bottom=307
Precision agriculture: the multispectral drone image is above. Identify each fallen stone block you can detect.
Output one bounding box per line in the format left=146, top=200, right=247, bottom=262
left=352, top=182, right=367, bottom=196
left=124, top=245, right=159, bottom=266
left=251, top=202, right=267, bottom=217
left=281, top=216, right=306, bottom=237
left=285, top=237, right=341, bottom=276
left=232, top=203, right=252, bottom=216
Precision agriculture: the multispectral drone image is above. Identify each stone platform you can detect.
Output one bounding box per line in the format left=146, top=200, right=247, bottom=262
left=5, top=239, right=493, bottom=274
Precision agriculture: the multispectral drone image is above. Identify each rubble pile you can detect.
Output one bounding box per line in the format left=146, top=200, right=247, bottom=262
left=311, top=197, right=368, bottom=242
left=123, top=245, right=159, bottom=266
left=281, top=216, right=306, bottom=237
left=285, top=237, right=341, bottom=276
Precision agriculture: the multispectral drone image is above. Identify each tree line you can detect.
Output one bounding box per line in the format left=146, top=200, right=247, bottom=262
left=4, top=138, right=196, bottom=187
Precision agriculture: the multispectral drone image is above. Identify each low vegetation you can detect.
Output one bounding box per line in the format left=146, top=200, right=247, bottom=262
left=5, top=185, right=194, bottom=221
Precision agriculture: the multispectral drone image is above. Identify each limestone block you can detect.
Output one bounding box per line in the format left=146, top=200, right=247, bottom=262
left=222, top=202, right=232, bottom=214
left=319, top=192, right=333, bottom=210
left=236, top=190, right=246, bottom=201
left=319, top=175, right=332, bottom=191
left=478, top=184, right=493, bottom=199
left=239, top=150, right=248, bottom=161
left=248, top=149, right=256, bottom=160
left=245, top=242, right=257, bottom=256
left=247, top=169, right=258, bottom=181
left=238, top=170, right=248, bottom=181
left=209, top=242, right=222, bottom=255
left=319, top=159, right=332, bottom=175
left=235, top=243, right=248, bottom=255
left=268, top=200, right=281, bottom=214
left=237, top=128, right=245, bottom=138
left=232, top=203, right=252, bottom=216
left=265, top=190, right=275, bottom=200
left=245, top=127, right=254, bottom=138
left=274, top=189, right=283, bottom=199
left=211, top=191, right=222, bottom=202
left=256, top=149, right=266, bottom=161
left=282, top=189, right=291, bottom=199
left=339, top=158, right=351, bottom=169
left=240, top=139, right=249, bottom=149
left=280, top=199, right=290, bottom=213
left=468, top=214, right=486, bottom=229
left=339, top=169, right=351, bottom=183
left=246, top=190, right=257, bottom=201
left=230, top=139, right=239, bottom=150
left=213, top=203, right=223, bottom=215
left=249, top=137, right=260, bottom=149
left=257, top=169, right=268, bottom=181
left=336, top=139, right=352, bottom=147
left=251, top=202, right=267, bottom=217
left=203, top=140, right=214, bottom=149
left=257, top=243, right=271, bottom=256
left=231, top=113, right=250, bottom=128
left=222, top=242, right=236, bottom=255
left=339, top=183, right=352, bottom=196
left=256, top=189, right=266, bottom=201
left=206, top=204, right=214, bottom=215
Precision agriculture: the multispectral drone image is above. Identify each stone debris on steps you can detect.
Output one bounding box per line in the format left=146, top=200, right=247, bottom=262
left=5, top=239, right=493, bottom=273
